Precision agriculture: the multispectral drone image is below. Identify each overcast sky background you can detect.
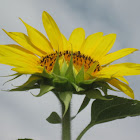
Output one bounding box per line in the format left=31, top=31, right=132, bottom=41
left=0, top=0, right=140, bottom=140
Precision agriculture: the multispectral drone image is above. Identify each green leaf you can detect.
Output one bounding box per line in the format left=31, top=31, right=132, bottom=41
left=65, top=55, right=75, bottom=83
left=32, top=82, right=54, bottom=97
left=53, top=53, right=60, bottom=75
left=86, top=89, right=111, bottom=100
left=46, top=112, right=62, bottom=124
left=59, top=91, right=72, bottom=117
left=76, top=65, right=84, bottom=84
left=77, top=95, right=140, bottom=140
left=91, top=95, right=140, bottom=124
left=10, top=75, right=41, bottom=91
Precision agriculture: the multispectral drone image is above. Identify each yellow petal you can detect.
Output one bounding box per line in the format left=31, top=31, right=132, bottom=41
left=12, top=66, right=42, bottom=74
left=42, top=11, right=63, bottom=52
left=116, top=77, right=129, bottom=85
left=95, top=63, right=140, bottom=78
left=20, top=18, right=53, bottom=54
left=99, top=48, right=138, bottom=65
left=81, top=32, right=103, bottom=56
left=69, top=28, right=85, bottom=52
left=91, top=34, right=116, bottom=60
left=0, top=45, right=39, bottom=66
left=3, top=30, right=45, bottom=57
left=108, top=78, right=134, bottom=99
left=0, top=44, right=34, bottom=57
left=0, top=56, right=37, bottom=68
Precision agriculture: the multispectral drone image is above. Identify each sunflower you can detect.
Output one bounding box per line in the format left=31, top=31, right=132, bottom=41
left=1, top=11, right=140, bottom=99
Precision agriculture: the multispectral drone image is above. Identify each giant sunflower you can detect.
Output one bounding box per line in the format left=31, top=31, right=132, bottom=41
left=1, top=11, right=140, bottom=99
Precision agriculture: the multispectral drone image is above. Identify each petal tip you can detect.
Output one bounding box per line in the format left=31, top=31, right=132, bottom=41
left=131, top=93, right=135, bottom=99
left=112, top=33, right=117, bottom=38
left=42, top=11, right=48, bottom=16
left=2, top=29, right=7, bottom=33
left=42, top=11, right=46, bottom=14
left=99, top=32, right=104, bottom=36
left=19, top=18, right=27, bottom=26
left=107, top=33, right=117, bottom=38
left=19, top=17, right=23, bottom=22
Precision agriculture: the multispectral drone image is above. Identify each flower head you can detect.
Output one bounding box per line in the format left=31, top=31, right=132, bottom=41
left=1, top=11, right=140, bottom=99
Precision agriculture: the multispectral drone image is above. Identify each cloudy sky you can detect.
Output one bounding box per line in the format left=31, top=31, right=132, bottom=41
left=0, top=0, right=140, bottom=140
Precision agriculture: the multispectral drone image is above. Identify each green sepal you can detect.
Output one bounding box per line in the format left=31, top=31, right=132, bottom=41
left=60, top=57, right=68, bottom=76
left=77, top=96, right=90, bottom=115
left=75, top=65, right=84, bottom=84
left=40, top=67, right=53, bottom=79
left=53, top=53, right=60, bottom=75
left=32, top=82, right=54, bottom=97
left=52, top=74, right=68, bottom=91
left=59, top=91, right=72, bottom=117
left=46, top=112, right=62, bottom=124
left=9, top=75, right=41, bottom=91
left=103, top=82, right=118, bottom=91
left=52, top=73, right=68, bottom=84
left=53, top=78, right=67, bottom=85
left=0, top=72, right=20, bottom=77
left=3, top=74, right=22, bottom=85
left=84, top=61, right=98, bottom=79
left=97, top=82, right=118, bottom=92
left=86, top=89, right=111, bottom=100
left=80, top=78, right=97, bottom=85
left=93, top=81, right=119, bottom=95
left=65, top=55, right=75, bottom=83
left=72, top=83, right=84, bottom=92
left=101, top=86, right=108, bottom=96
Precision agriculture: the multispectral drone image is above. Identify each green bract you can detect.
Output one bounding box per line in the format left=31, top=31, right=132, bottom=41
left=7, top=56, right=114, bottom=115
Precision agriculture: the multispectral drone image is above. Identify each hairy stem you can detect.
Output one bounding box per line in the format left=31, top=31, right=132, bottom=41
left=62, top=103, right=71, bottom=140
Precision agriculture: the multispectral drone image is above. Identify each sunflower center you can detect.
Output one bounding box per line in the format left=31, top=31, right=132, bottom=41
left=39, top=51, right=101, bottom=73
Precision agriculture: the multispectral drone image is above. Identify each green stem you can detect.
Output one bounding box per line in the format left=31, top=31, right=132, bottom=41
left=76, top=123, right=94, bottom=140
left=62, top=103, right=71, bottom=140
